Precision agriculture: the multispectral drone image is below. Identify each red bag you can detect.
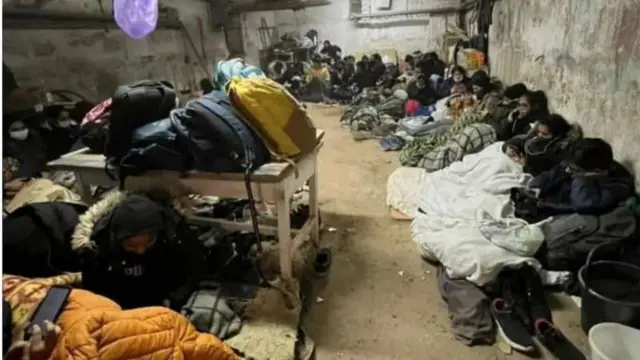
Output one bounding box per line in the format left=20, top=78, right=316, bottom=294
left=79, top=98, right=112, bottom=153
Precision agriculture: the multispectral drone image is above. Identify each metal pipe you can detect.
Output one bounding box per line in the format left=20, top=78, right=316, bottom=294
left=2, top=9, right=182, bottom=30
left=350, top=5, right=462, bottom=19
left=229, top=0, right=331, bottom=13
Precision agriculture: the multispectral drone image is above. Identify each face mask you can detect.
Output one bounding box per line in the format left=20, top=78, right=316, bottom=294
left=524, top=136, right=556, bottom=156
left=9, top=129, right=29, bottom=141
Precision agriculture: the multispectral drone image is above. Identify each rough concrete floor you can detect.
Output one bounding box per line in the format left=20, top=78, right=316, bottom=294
left=301, top=105, right=588, bottom=360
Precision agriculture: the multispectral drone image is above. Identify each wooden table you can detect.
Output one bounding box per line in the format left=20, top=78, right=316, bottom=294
left=47, top=130, right=324, bottom=281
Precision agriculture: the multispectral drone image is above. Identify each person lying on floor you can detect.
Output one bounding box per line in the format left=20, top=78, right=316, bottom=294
left=2, top=274, right=240, bottom=360
left=515, top=138, right=635, bottom=222
left=496, top=90, right=550, bottom=141
left=71, top=189, right=206, bottom=310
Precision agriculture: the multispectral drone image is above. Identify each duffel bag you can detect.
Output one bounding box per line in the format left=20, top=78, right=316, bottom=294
left=227, top=77, right=316, bottom=158
left=79, top=97, right=112, bottom=153
left=170, top=91, right=269, bottom=173
left=105, top=80, right=177, bottom=164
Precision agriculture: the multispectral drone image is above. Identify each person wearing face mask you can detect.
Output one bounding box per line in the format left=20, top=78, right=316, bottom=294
left=407, top=74, right=438, bottom=107
left=489, top=83, right=528, bottom=135
left=73, top=190, right=206, bottom=310
left=514, top=113, right=576, bottom=176
left=4, top=120, right=47, bottom=180
left=496, top=90, right=550, bottom=141
left=521, top=138, right=635, bottom=221
left=436, top=65, right=471, bottom=99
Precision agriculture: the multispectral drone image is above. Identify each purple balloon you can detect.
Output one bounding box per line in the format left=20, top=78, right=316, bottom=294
left=114, top=0, right=159, bottom=40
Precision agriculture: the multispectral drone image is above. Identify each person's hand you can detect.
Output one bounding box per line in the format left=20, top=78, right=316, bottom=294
left=508, top=109, right=521, bottom=123
left=4, top=178, right=28, bottom=196
left=4, top=321, right=61, bottom=360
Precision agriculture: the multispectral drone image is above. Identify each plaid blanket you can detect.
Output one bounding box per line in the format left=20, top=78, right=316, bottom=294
left=416, top=123, right=496, bottom=171
left=400, top=108, right=488, bottom=167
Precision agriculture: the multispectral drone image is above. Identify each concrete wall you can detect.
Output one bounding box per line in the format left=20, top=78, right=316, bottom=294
left=240, top=0, right=459, bottom=65
left=489, top=0, right=640, bottom=181
left=3, top=0, right=229, bottom=101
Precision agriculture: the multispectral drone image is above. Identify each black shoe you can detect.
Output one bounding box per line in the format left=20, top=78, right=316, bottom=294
left=491, top=298, right=536, bottom=353
left=523, top=266, right=553, bottom=325
left=534, top=319, right=586, bottom=360
left=314, top=248, right=332, bottom=277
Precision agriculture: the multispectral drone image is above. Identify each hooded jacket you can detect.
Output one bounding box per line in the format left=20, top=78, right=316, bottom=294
left=529, top=161, right=636, bottom=216
left=3, top=275, right=239, bottom=360
left=71, top=190, right=206, bottom=310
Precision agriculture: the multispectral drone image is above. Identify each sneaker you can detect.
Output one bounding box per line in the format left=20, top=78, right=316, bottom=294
left=534, top=319, right=586, bottom=360
left=491, top=298, right=536, bottom=353
left=314, top=248, right=332, bottom=277
left=523, top=266, right=553, bottom=326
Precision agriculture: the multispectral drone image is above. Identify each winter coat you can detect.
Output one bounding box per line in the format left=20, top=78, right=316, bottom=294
left=2, top=275, right=239, bottom=360
left=71, top=190, right=206, bottom=310
left=529, top=161, right=636, bottom=216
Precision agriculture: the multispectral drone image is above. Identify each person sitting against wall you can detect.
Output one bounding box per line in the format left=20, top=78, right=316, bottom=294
left=514, top=138, right=635, bottom=223
left=436, top=65, right=471, bottom=99
left=496, top=89, right=550, bottom=141
left=505, top=113, right=579, bottom=176
left=72, top=189, right=206, bottom=310
left=489, top=83, right=529, bottom=135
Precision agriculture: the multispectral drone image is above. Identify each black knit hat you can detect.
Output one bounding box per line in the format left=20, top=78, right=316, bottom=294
left=568, top=138, right=613, bottom=171
left=504, top=83, right=528, bottom=100
left=470, top=70, right=491, bottom=89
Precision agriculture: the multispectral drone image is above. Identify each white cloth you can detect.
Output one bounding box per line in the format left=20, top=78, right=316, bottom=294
left=386, top=167, right=428, bottom=218
left=411, top=142, right=549, bottom=285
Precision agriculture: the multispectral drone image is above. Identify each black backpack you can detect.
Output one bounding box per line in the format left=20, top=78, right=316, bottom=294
left=170, top=91, right=269, bottom=172
left=105, top=80, right=177, bottom=163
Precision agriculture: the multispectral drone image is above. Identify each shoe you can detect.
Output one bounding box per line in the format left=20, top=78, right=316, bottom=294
left=314, top=248, right=332, bottom=277
left=534, top=319, right=586, bottom=360
left=491, top=298, right=536, bottom=353
left=522, top=266, right=553, bottom=326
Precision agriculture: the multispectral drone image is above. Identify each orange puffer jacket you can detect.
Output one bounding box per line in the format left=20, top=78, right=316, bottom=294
left=53, top=289, right=240, bottom=360
left=3, top=275, right=239, bottom=360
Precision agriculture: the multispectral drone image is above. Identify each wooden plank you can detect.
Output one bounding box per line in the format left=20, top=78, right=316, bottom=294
left=47, top=130, right=325, bottom=183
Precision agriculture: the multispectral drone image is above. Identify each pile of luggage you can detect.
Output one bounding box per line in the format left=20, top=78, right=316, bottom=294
left=79, top=76, right=317, bottom=183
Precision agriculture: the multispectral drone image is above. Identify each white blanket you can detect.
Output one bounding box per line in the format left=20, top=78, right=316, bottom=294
left=411, top=142, right=548, bottom=285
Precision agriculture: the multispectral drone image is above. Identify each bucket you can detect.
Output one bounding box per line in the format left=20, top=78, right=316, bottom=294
left=589, top=323, right=640, bottom=360
left=578, top=243, right=640, bottom=333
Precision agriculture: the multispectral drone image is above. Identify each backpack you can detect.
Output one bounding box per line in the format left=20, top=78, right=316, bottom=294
left=538, top=204, right=637, bottom=271
left=227, top=77, right=317, bottom=158
left=105, top=80, right=177, bottom=163
left=118, top=118, right=189, bottom=181
left=214, top=58, right=265, bottom=90
left=170, top=91, right=269, bottom=173
left=3, top=202, right=88, bottom=278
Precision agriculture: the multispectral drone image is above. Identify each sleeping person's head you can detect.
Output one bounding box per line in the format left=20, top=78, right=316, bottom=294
left=110, top=195, right=168, bottom=257
left=565, top=138, right=613, bottom=176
